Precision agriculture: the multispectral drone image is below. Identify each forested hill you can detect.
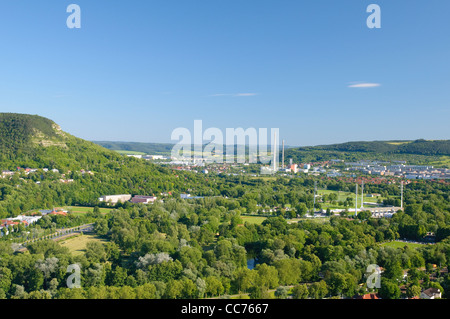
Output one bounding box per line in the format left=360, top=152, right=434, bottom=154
left=307, top=140, right=450, bottom=156
left=286, top=139, right=450, bottom=163
left=0, top=113, right=126, bottom=171
left=93, top=141, right=175, bottom=155
left=0, top=113, right=216, bottom=217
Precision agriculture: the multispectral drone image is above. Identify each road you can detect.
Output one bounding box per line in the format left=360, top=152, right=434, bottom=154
left=17, top=223, right=95, bottom=251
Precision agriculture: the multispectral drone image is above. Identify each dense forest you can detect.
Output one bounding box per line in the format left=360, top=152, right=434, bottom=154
left=1, top=190, right=449, bottom=300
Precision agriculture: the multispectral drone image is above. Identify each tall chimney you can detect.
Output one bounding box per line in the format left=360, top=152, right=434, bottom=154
left=361, top=180, right=364, bottom=209
left=273, top=131, right=277, bottom=172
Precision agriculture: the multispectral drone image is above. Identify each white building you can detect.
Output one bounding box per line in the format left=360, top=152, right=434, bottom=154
left=99, top=194, right=132, bottom=205
left=143, top=155, right=166, bottom=160
left=6, top=215, right=42, bottom=225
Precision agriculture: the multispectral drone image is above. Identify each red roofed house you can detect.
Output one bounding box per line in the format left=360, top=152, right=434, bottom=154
left=356, top=293, right=381, bottom=300
left=49, top=210, right=68, bottom=216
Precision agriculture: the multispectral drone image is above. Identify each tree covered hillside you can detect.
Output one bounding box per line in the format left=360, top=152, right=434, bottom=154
left=0, top=114, right=215, bottom=218
left=0, top=113, right=126, bottom=171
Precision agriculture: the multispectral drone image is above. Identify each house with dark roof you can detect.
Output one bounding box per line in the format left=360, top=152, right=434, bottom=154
left=420, top=288, right=441, bottom=299
left=131, top=195, right=157, bottom=204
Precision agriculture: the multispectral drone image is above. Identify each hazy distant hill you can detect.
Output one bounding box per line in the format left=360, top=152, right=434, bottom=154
left=92, top=141, right=175, bottom=155
left=93, top=138, right=450, bottom=166
left=285, top=139, right=450, bottom=163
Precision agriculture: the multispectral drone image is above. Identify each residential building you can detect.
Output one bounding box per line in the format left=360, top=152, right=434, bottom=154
left=420, top=288, right=441, bottom=299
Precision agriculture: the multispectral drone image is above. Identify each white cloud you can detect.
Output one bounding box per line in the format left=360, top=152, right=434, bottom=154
left=235, top=93, right=258, bottom=96
left=348, top=83, right=381, bottom=88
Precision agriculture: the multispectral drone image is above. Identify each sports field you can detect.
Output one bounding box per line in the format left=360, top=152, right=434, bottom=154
left=59, top=234, right=109, bottom=256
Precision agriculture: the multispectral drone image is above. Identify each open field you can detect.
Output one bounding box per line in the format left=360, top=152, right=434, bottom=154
left=380, top=240, right=425, bottom=249
left=386, top=141, right=411, bottom=146
left=317, top=190, right=396, bottom=211
left=249, top=176, right=278, bottom=182
left=317, top=189, right=386, bottom=203
left=241, top=216, right=267, bottom=225
left=115, top=150, right=147, bottom=155
left=429, top=156, right=450, bottom=168
left=59, top=234, right=109, bottom=256
left=65, top=206, right=112, bottom=216
left=292, top=217, right=330, bottom=224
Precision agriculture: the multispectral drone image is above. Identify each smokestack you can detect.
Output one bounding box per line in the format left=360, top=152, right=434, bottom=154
left=313, top=180, right=317, bottom=213
left=282, top=140, right=285, bottom=169
left=401, top=181, right=404, bottom=209
left=355, top=183, right=358, bottom=216
left=273, top=131, right=277, bottom=172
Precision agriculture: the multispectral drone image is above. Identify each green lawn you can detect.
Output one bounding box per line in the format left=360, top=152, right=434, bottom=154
left=65, top=206, right=112, bottom=216
left=115, top=150, right=146, bottom=155
left=241, top=216, right=267, bottom=225
left=317, top=189, right=393, bottom=209
left=59, top=234, right=109, bottom=256
left=380, top=240, right=425, bottom=249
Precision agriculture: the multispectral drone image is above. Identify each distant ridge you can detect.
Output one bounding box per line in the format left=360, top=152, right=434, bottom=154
left=92, top=141, right=175, bottom=155
left=300, top=139, right=450, bottom=156
left=285, top=139, right=450, bottom=164
left=94, top=139, right=450, bottom=158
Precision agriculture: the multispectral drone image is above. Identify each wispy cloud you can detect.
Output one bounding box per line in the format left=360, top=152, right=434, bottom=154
left=235, top=93, right=258, bottom=96
left=348, top=82, right=381, bottom=88
left=209, top=93, right=259, bottom=97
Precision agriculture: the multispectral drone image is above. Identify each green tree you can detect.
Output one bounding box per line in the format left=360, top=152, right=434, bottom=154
left=255, top=264, right=279, bottom=289
left=205, top=276, right=224, bottom=297
left=308, top=281, right=328, bottom=299
left=274, top=286, right=289, bottom=299
left=0, top=267, right=12, bottom=293
left=292, top=284, right=309, bottom=299
left=406, top=285, right=421, bottom=299
left=379, top=279, right=401, bottom=299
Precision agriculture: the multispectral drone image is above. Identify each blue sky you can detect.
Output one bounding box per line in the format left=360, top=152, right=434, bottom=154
left=0, top=0, right=449, bottom=146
